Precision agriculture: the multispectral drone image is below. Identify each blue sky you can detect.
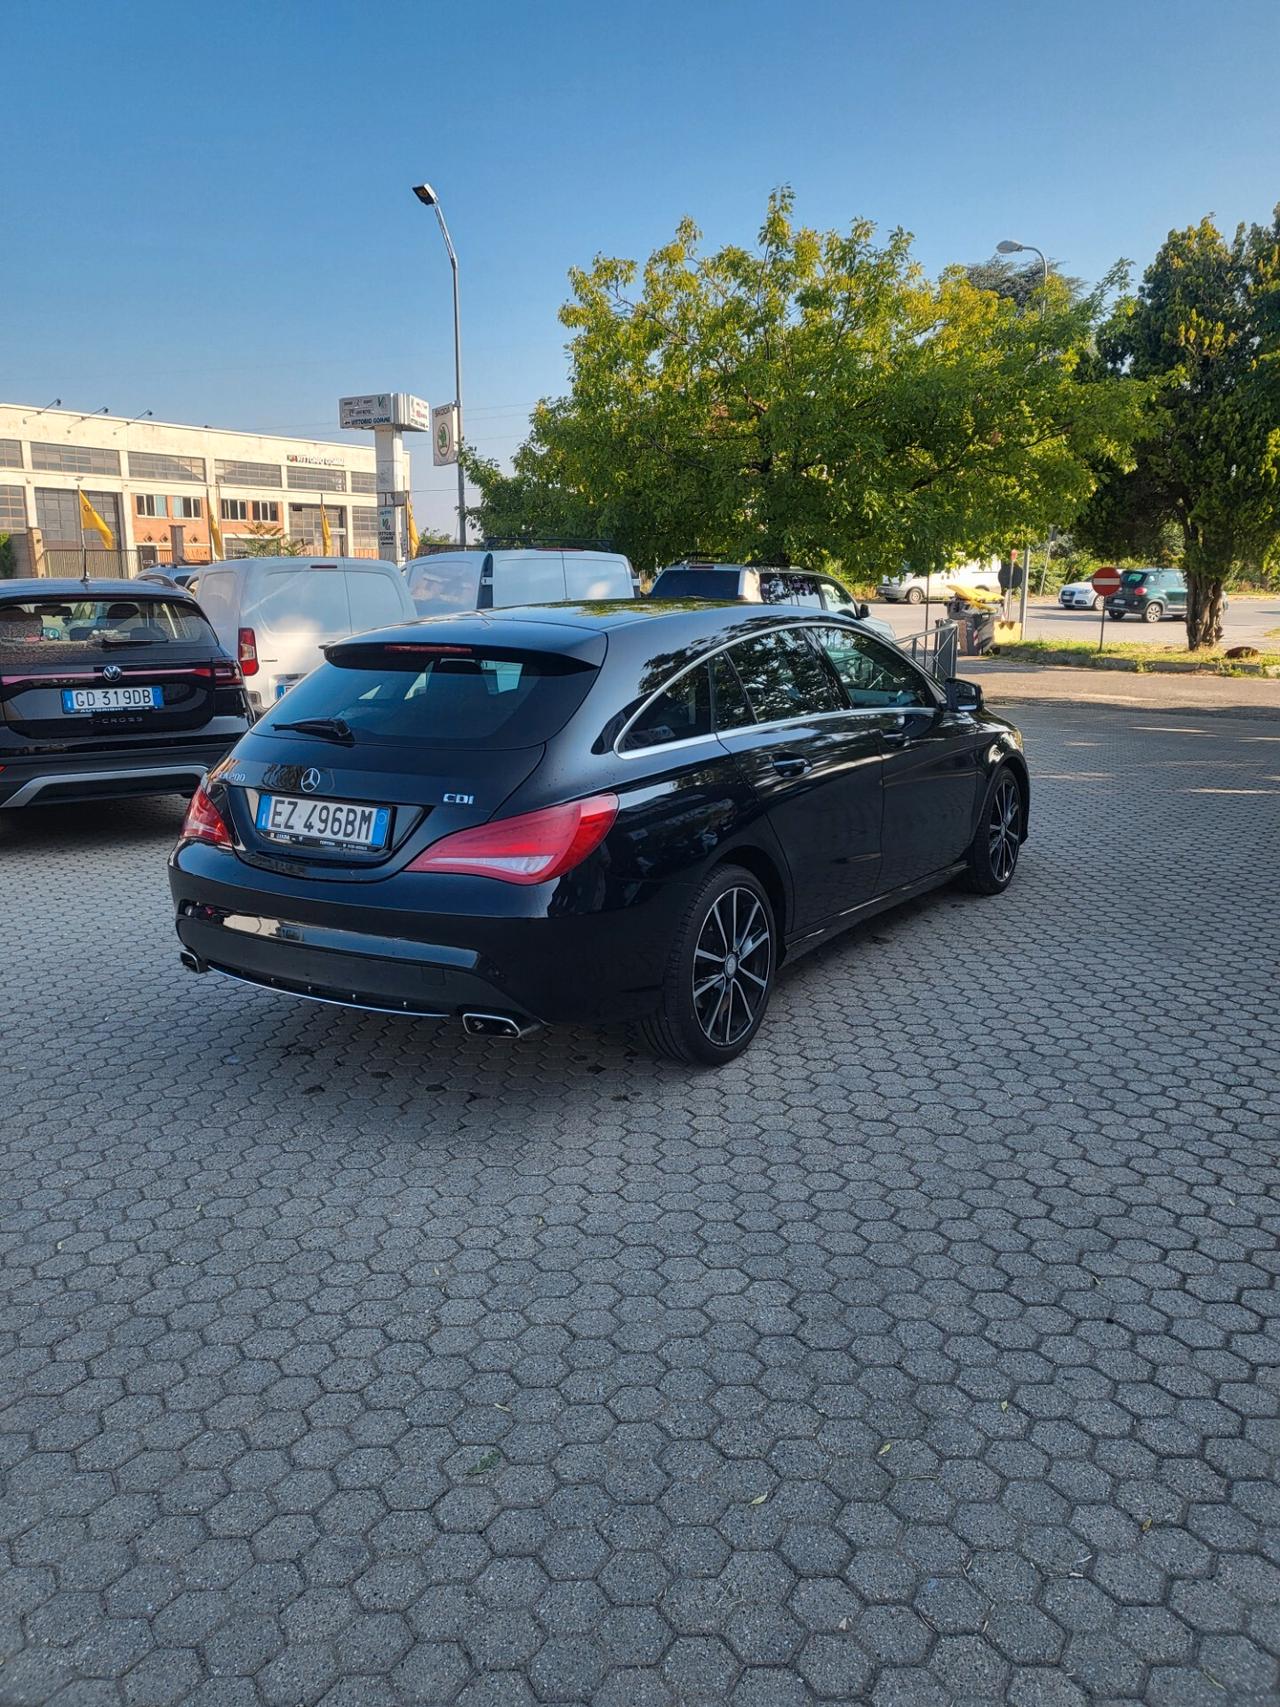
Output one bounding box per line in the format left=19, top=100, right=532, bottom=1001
left=3, top=0, right=1277, bottom=531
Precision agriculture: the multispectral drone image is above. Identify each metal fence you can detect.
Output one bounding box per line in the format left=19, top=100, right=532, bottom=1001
left=29, top=545, right=218, bottom=581
left=898, top=620, right=959, bottom=681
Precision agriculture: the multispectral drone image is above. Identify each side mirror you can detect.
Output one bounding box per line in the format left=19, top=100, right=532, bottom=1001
left=945, top=677, right=983, bottom=713
left=856, top=602, right=871, bottom=620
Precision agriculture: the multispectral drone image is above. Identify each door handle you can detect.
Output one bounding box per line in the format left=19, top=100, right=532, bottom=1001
left=771, top=754, right=810, bottom=777
left=882, top=725, right=910, bottom=747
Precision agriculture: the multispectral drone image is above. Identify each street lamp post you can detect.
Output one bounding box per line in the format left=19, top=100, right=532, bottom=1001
left=997, top=239, right=1050, bottom=631
left=412, top=183, right=466, bottom=547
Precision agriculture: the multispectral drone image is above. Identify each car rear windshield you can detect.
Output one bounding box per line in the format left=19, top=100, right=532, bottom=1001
left=1120, top=570, right=1152, bottom=585
left=0, top=596, right=215, bottom=661
left=650, top=570, right=743, bottom=600
left=257, top=643, right=600, bottom=749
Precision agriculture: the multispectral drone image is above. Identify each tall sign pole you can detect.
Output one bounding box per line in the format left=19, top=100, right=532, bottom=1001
left=338, top=393, right=430, bottom=566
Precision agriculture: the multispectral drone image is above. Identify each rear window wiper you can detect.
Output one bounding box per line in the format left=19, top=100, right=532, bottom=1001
left=272, top=716, right=356, bottom=745
left=100, top=636, right=159, bottom=647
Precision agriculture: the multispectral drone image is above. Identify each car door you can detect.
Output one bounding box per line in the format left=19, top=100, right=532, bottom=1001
left=715, top=625, right=883, bottom=932
left=1165, top=573, right=1187, bottom=618
left=810, top=625, right=978, bottom=890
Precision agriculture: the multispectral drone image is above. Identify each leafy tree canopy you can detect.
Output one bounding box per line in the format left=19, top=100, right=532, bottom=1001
left=469, top=191, right=1141, bottom=577
left=1076, top=208, right=1280, bottom=645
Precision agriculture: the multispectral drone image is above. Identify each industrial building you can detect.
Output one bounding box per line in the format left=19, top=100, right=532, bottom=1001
left=0, top=403, right=399, bottom=574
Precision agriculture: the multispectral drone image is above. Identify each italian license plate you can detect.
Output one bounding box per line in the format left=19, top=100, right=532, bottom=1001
left=61, top=685, right=162, bottom=714
left=256, top=793, right=390, bottom=850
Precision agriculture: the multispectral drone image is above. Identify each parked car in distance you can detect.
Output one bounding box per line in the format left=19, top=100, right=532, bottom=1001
left=1105, top=567, right=1194, bottom=622
left=136, top=568, right=198, bottom=590
left=183, top=556, right=414, bottom=712
left=646, top=563, right=898, bottom=643
left=171, top=602, right=1029, bottom=1064
left=407, top=549, right=637, bottom=615
left=877, top=561, right=1002, bottom=604
left=0, top=578, right=251, bottom=809
left=1059, top=579, right=1104, bottom=611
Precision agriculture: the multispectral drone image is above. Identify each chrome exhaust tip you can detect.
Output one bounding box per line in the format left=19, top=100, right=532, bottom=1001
left=462, top=1011, right=537, bottom=1039
left=179, top=950, right=207, bottom=975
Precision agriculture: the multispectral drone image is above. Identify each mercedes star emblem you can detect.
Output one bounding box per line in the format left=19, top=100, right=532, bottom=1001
left=300, top=768, right=323, bottom=794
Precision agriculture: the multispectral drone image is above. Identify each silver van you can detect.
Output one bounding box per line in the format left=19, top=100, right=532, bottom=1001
left=186, top=556, right=415, bottom=711
left=406, top=548, right=637, bottom=615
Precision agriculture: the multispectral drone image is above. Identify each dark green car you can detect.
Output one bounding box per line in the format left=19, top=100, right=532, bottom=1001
left=1105, top=567, right=1187, bottom=622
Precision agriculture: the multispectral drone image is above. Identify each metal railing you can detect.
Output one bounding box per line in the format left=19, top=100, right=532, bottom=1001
left=898, top=620, right=959, bottom=681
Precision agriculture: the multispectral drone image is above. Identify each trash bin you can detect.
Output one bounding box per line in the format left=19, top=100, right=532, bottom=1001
left=955, top=610, right=996, bottom=655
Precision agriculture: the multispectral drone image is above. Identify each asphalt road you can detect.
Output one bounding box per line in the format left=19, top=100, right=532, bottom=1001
left=2, top=704, right=1279, bottom=1706
left=871, top=595, right=1280, bottom=651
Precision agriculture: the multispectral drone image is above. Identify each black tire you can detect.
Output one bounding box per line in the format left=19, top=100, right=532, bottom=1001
left=960, top=768, right=1023, bottom=895
left=1143, top=601, right=1164, bottom=623
left=639, top=865, right=776, bottom=1065
left=1107, top=610, right=1126, bottom=621
left=906, top=586, right=925, bottom=605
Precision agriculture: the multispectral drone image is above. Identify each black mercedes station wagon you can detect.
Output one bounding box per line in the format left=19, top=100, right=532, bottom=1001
left=170, top=603, right=1029, bottom=1063
left=0, top=580, right=252, bottom=810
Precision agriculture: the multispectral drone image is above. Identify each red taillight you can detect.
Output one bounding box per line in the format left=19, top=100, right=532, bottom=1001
left=180, top=782, right=232, bottom=848
left=213, top=658, right=244, bottom=685
left=407, top=794, right=619, bottom=885
left=238, top=628, right=259, bottom=676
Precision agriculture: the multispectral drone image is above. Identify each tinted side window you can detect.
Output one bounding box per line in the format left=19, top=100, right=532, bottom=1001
left=728, top=628, right=843, bottom=723
left=786, top=574, right=823, bottom=609
left=818, top=576, right=857, bottom=613
left=620, top=663, right=712, bottom=751
left=811, top=625, right=930, bottom=708
left=711, top=652, right=755, bottom=731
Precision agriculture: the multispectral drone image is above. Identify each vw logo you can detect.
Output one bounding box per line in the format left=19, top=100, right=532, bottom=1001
left=300, top=768, right=323, bottom=794
left=102, top=664, right=123, bottom=682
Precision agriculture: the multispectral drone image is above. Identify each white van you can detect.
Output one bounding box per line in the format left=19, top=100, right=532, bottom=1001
left=406, top=548, right=637, bottom=615
left=186, top=557, right=414, bottom=710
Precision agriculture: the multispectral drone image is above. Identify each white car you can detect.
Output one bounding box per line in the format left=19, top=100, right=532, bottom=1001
left=1059, top=580, right=1104, bottom=611
left=185, top=555, right=414, bottom=713
left=877, top=567, right=1002, bottom=605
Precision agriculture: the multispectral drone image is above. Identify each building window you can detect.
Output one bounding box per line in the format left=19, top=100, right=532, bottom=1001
left=215, top=457, right=282, bottom=488
left=35, top=487, right=123, bottom=549
left=0, top=486, right=27, bottom=531
left=251, top=500, right=279, bottom=524
left=128, top=449, right=205, bottom=483
left=352, top=507, right=378, bottom=544
left=287, top=464, right=347, bottom=492
left=136, top=494, right=167, bottom=517
left=221, top=498, right=248, bottom=521
left=289, top=503, right=347, bottom=552
left=0, top=439, right=22, bottom=470
left=31, top=441, right=121, bottom=476
left=350, top=470, right=377, bottom=494
left=175, top=496, right=202, bottom=519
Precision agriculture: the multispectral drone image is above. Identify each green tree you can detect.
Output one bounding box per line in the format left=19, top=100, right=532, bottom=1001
left=965, top=256, right=1084, bottom=308
left=1077, top=210, right=1280, bottom=647
left=229, top=522, right=308, bottom=558
left=0, top=532, right=13, bottom=578
left=469, top=191, right=1141, bottom=576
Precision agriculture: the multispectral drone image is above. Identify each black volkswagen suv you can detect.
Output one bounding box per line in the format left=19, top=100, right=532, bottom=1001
left=0, top=580, right=252, bottom=810
left=171, top=603, right=1028, bottom=1063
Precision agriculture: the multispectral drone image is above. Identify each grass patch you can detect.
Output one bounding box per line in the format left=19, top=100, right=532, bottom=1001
left=992, top=638, right=1280, bottom=675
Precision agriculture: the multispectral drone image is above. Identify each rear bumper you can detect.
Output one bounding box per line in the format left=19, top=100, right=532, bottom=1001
left=169, top=843, right=687, bottom=1026
left=0, top=742, right=233, bottom=808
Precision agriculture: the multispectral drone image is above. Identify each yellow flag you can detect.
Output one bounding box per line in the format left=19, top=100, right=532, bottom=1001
left=207, top=491, right=225, bottom=559
left=320, top=497, right=333, bottom=555
left=79, top=490, right=115, bottom=550
left=405, top=496, right=420, bottom=556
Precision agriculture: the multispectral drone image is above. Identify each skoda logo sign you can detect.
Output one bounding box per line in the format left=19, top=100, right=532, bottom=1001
left=102, top=664, right=123, bottom=682
left=300, top=768, right=324, bottom=794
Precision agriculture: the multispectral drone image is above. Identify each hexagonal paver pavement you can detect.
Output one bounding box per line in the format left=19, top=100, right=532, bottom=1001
left=2, top=701, right=1279, bottom=1706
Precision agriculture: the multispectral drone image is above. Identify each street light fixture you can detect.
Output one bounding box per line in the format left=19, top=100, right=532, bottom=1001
left=997, top=239, right=1050, bottom=631
left=412, top=182, right=467, bottom=547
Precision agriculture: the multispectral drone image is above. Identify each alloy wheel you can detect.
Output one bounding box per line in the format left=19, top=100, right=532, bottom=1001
left=692, top=887, right=772, bottom=1046
left=988, top=777, right=1021, bottom=883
